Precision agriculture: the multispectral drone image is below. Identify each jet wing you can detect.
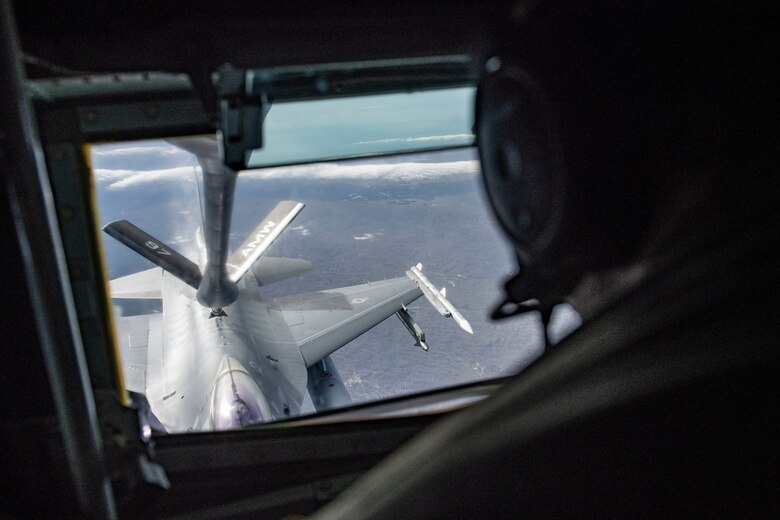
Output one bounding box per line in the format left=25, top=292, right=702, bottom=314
left=114, top=313, right=162, bottom=394
left=109, top=267, right=163, bottom=299
left=266, top=277, right=423, bottom=367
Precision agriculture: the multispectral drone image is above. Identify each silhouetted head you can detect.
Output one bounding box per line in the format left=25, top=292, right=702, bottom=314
left=475, top=0, right=776, bottom=320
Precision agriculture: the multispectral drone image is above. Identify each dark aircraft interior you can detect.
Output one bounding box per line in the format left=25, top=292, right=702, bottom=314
left=1, top=1, right=777, bottom=518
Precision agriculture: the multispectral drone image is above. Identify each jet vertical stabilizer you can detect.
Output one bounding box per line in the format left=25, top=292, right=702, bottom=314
left=250, top=257, right=313, bottom=286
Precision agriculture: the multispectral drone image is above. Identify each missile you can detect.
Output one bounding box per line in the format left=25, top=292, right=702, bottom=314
left=406, top=263, right=473, bottom=335
left=396, top=305, right=429, bottom=351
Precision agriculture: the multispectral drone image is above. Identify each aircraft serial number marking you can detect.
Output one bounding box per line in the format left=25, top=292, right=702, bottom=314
left=145, top=241, right=172, bottom=255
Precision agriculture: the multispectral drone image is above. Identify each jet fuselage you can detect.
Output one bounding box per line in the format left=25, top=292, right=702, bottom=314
left=149, top=270, right=307, bottom=431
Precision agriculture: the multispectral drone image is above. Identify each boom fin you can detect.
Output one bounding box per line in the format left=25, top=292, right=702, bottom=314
left=103, top=220, right=202, bottom=289
left=228, top=200, right=305, bottom=282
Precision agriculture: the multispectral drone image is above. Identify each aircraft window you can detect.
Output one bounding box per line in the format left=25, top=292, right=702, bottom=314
left=246, top=87, right=476, bottom=168
left=91, top=125, right=579, bottom=434
left=212, top=362, right=273, bottom=430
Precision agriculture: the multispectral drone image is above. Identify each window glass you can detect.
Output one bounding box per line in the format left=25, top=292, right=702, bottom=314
left=246, top=87, right=476, bottom=167
left=91, top=97, right=579, bottom=432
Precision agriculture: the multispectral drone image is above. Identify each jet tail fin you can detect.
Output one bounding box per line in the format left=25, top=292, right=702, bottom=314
left=103, top=220, right=202, bottom=289
left=228, top=201, right=305, bottom=282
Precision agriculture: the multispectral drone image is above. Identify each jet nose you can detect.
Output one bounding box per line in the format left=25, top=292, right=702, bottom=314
left=211, top=357, right=272, bottom=430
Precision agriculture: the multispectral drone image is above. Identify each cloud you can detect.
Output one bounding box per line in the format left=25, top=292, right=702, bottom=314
left=94, top=166, right=199, bottom=190
left=354, top=233, right=376, bottom=241
left=291, top=225, right=311, bottom=236
left=95, top=159, right=479, bottom=190
left=92, top=137, right=480, bottom=190
left=241, top=159, right=480, bottom=182
left=356, top=134, right=474, bottom=145
left=167, top=235, right=190, bottom=245
left=91, top=142, right=196, bottom=172
left=91, top=144, right=187, bottom=158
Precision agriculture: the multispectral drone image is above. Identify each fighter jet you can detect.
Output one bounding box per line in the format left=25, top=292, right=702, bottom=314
left=103, top=136, right=472, bottom=432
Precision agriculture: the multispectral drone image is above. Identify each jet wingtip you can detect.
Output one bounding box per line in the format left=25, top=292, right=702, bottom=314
left=102, top=219, right=126, bottom=231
